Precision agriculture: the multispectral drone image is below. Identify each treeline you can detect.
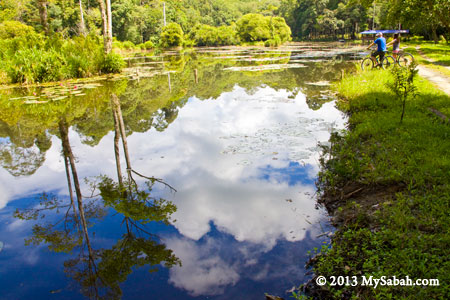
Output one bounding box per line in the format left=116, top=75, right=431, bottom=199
left=278, top=0, right=449, bottom=42
left=1, top=0, right=448, bottom=46
left=0, top=0, right=286, bottom=45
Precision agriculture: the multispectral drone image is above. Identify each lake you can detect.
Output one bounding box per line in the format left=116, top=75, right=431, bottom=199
left=0, top=44, right=359, bottom=299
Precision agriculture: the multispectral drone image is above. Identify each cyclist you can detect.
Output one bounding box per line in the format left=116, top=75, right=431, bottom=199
left=366, top=32, right=386, bottom=67
left=387, top=33, right=400, bottom=59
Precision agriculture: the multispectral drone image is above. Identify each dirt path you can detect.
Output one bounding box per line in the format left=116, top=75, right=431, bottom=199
left=415, top=47, right=450, bottom=95
left=417, top=65, right=450, bottom=95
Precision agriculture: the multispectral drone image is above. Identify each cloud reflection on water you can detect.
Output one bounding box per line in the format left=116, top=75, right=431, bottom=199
left=0, top=85, right=345, bottom=298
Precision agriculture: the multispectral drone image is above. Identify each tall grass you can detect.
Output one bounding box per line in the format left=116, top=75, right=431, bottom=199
left=0, top=31, right=124, bottom=84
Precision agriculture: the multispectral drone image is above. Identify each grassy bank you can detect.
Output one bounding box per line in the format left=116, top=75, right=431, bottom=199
left=305, top=68, right=450, bottom=299
left=402, top=41, right=450, bottom=77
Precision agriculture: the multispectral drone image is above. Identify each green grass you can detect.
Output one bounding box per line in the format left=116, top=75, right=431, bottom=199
left=309, top=68, right=450, bottom=299
left=402, top=41, right=450, bottom=77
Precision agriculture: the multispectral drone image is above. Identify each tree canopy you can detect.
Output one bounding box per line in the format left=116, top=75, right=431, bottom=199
left=0, top=0, right=447, bottom=50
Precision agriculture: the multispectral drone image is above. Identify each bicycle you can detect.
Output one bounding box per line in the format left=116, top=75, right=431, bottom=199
left=361, top=51, right=396, bottom=70
left=395, top=51, right=415, bottom=67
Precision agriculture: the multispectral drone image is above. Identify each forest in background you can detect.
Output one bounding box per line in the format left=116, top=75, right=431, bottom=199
left=1, top=0, right=449, bottom=45
left=0, top=0, right=448, bottom=84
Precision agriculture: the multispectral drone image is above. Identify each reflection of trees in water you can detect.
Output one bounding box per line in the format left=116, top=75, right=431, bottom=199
left=0, top=50, right=356, bottom=176
left=14, top=95, right=179, bottom=299
left=0, top=120, right=51, bottom=176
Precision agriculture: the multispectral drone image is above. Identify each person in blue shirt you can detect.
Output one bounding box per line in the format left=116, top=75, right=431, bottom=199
left=366, top=32, right=387, bottom=66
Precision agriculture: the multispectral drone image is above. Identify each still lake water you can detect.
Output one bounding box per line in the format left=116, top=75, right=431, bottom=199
left=0, top=44, right=358, bottom=299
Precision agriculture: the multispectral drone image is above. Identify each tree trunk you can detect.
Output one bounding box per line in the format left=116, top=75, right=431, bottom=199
left=38, top=0, right=49, bottom=35
left=431, top=23, right=438, bottom=44
left=97, top=0, right=111, bottom=54
left=111, top=98, right=124, bottom=188
left=59, top=120, right=94, bottom=260
left=63, top=154, right=80, bottom=229
left=106, top=0, right=113, bottom=53
left=111, top=94, right=132, bottom=181
left=79, top=0, right=87, bottom=36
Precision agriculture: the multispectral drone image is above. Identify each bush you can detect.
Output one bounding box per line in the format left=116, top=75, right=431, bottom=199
left=160, top=23, right=184, bottom=48
left=188, top=24, right=216, bottom=46
left=143, top=40, right=154, bottom=49
left=264, top=35, right=281, bottom=47
left=61, top=34, right=104, bottom=78
left=217, top=25, right=238, bottom=45
left=236, top=14, right=291, bottom=44
left=189, top=23, right=239, bottom=47
left=6, top=48, right=64, bottom=83
left=236, top=13, right=271, bottom=42
left=0, top=32, right=122, bottom=83
left=100, top=52, right=125, bottom=74
left=122, top=41, right=136, bottom=50
left=0, top=21, right=35, bottom=39
left=270, top=17, right=291, bottom=43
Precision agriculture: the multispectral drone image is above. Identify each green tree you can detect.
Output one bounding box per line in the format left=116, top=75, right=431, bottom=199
left=160, top=22, right=183, bottom=47
left=236, top=13, right=271, bottom=42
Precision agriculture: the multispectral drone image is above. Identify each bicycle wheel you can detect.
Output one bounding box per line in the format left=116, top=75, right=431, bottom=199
left=397, top=52, right=414, bottom=67
left=381, top=55, right=396, bottom=69
left=361, top=58, right=374, bottom=70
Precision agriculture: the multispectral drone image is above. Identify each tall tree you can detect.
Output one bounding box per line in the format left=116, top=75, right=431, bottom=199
left=97, top=0, right=112, bottom=53
left=78, top=0, right=86, bottom=35
left=37, top=0, right=49, bottom=34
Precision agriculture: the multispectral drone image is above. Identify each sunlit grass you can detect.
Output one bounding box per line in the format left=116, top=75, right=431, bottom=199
left=312, top=69, right=450, bottom=299
left=403, top=41, right=450, bottom=77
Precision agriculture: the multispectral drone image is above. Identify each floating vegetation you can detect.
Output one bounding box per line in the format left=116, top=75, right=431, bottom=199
left=24, top=100, right=48, bottom=104
left=51, top=96, right=68, bottom=101
left=234, top=56, right=291, bottom=62
left=224, top=63, right=306, bottom=72
left=220, top=113, right=336, bottom=164
left=3, top=82, right=103, bottom=104
left=304, top=81, right=331, bottom=86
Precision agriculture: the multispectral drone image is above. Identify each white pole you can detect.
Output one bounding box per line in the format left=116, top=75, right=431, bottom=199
left=163, top=2, right=166, bottom=27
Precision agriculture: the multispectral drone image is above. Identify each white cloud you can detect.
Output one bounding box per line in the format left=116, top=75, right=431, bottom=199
left=0, top=181, right=9, bottom=209
left=165, top=237, right=240, bottom=296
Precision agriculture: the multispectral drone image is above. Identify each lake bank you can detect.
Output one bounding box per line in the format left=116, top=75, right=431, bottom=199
left=304, top=68, right=450, bottom=299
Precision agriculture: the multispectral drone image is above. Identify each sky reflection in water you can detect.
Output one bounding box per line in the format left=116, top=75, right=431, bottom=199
left=0, top=49, right=349, bottom=299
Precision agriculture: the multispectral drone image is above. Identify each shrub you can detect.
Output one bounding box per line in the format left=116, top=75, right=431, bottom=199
left=0, top=21, right=35, bottom=39
left=386, top=63, right=418, bottom=123
left=188, top=24, right=216, bottom=46
left=6, top=48, right=64, bottom=83
left=236, top=14, right=291, bottom=43
left=122, top=41, right=136, bottom=50
left=188, top=23, right=238, bottom=46
left=100, top=52, right=125, bottom=74
left=160, top=23, right=183, bottom=48
left=61, top=34, right=104, bottom=78
left=143, top=40, right=154, bottom=49
left=0, top=31, right=123, bottom=83
left=112, top=40, right=123, bottom=49
left=264, top=35, right=281, bottom=47
left=270, top=17, right=291, bottom=43
left=236, top=13, right=271, bottom=42
left=217, top=25, right=238, bottom=45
